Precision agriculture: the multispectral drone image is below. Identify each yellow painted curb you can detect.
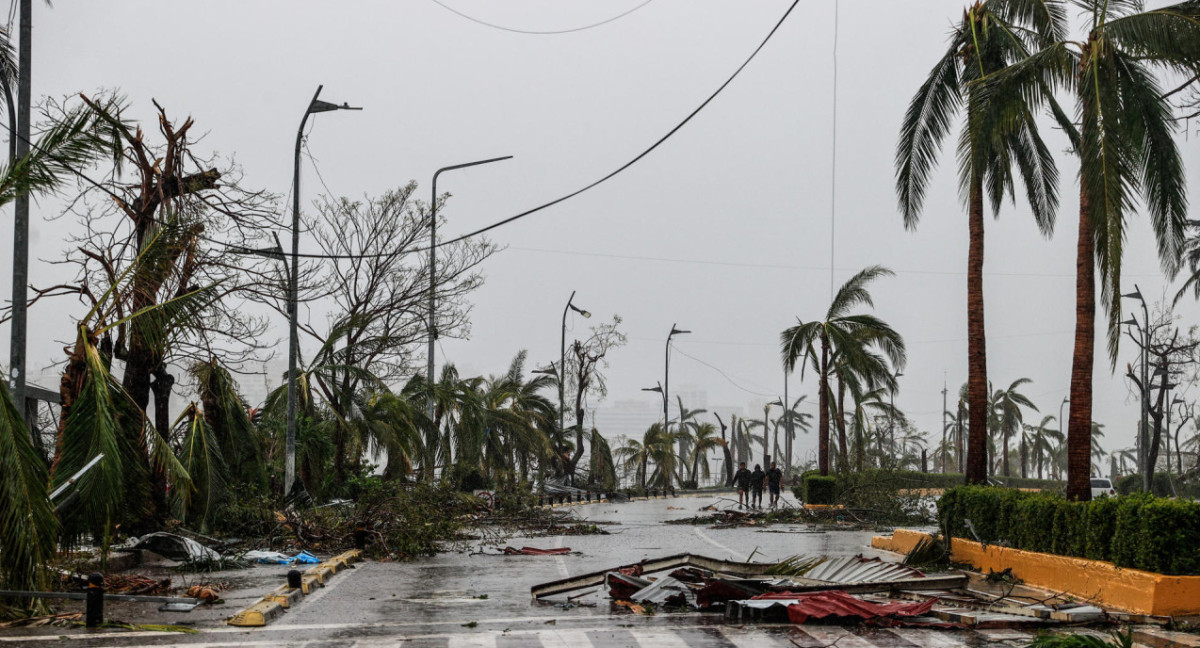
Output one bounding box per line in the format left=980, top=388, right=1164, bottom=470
left=262, top=585, right=303, bottom=609
left=304, top=564, right=335, bottom=584
left=871, top=530, right=1200, bottom=616
left=300, top=572, right=322, bottom=595
left=227, top=599, right=285, bottom=627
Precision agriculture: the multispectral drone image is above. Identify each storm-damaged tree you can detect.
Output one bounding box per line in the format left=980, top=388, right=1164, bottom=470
left=896, top=0, right=1067, bottom=485
left=560, top=315, right=626, bottom=484
left=30, top=97, right=278, bottom=522
left=1123, top=303, right=1200, bottom=485
left=289, top=185, right=494, bottom=487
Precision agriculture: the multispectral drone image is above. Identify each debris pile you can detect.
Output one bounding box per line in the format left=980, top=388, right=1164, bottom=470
left=532, top=552, right=1132, bottom=629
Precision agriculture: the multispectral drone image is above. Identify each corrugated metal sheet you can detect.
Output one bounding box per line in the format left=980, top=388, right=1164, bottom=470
left=802, top=556, right=925, bottom=584
left=748, top=590, right=937, bottom=623
left=629, top=576, right=692, bottom=606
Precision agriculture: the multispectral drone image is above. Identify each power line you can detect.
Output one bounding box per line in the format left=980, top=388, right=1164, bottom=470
left=429, top=0, right=656, bottom=35
left=221, top=0, right=802, bottom=262
left=505, top=245, right=1166, bottom=279
left=671, top=344, right=779, bottom=399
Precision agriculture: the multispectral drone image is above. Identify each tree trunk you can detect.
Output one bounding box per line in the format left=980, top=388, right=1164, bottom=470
left=836, top=379, right=849, bottom=473
left=1002, top=431, right=1010, bottom=477
left=722, top=446, right=734, bottom=487
left=1067, top=184, right=1094, bottom=501
left=149, top=366, right=174, bottom=521
left=818, top=332, right=831, bottom=476
left=1019, top=435, right=1028, bottom=479
left=965, top=172, right=989, bottom=485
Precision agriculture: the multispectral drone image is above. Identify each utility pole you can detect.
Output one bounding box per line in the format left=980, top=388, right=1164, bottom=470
left=941, top=375, right=948, bottom=474
left=8, top=0, right=31, bottom=428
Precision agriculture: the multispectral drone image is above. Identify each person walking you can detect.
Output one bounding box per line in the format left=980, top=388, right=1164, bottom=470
left=750, top=464, right=766, bottom=509
left=767, top=461, right=783, bottom=508
left=733, top=462, right=752, bottom=508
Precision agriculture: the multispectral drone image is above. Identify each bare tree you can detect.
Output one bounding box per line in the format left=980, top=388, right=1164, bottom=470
left=560, top=316, right=626, bottom=483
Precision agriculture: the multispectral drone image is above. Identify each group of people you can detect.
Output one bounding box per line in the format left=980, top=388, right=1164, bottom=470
left=732, top=460, right=783, bottom=509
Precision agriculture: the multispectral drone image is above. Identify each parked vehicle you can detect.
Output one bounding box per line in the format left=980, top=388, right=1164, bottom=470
left=1090, top=478, right=1116, bottom=499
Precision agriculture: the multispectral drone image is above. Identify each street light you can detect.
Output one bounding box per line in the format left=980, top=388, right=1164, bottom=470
left=642, top=384, right=665, bottom=425
left=559, top=291, right=591, bottom=446
left=425, top=155, right=513, bottom=417
left=286, top=85, right=360, bottom=496
left=664, top=325, right=690, bottom=467
left=1059, top=396, right=1069, bottom=437
left=1121, top=286, right=1150, bottom=491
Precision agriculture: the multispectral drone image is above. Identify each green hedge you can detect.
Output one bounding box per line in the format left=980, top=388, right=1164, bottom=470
left=939, top=486, right=1200, bottom=575
left=1115, top=472, right=1200, bottom=499
left=803, top=475, right=838, bottom=504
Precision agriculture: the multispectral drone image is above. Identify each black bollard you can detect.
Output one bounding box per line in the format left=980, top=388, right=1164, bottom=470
left=353, top=525, right=367, bottom=550
left=86, top=573, right=104, bottom=628
left=287, top=569, right=302, bottom=589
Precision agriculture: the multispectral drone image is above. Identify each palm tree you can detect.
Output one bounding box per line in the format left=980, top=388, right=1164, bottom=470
left=688, top=422, right=726, bottom=486
left=896, top=0, right=1065, bottom=485
left=990, top=1, right=1200, bottom=499
left=781, top=266, right=906, bottom=475
left=989, top=378, right=1038, bottom=477
left=1025, top=414, right=1063, bottom=480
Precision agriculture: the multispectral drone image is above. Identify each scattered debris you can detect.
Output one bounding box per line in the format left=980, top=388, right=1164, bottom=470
left=103, top=575, right=172, bottom=595
left=740, top=589, right=938, bottom=624
left=502, top=546, right=571, bottom=556
left=131, top=533, right=220, bottom=564
left=533, top=551, right=1128, bottom=631
left=185, top=584, right=224, bottom=603
left=0, top=612, right=82, bottom=628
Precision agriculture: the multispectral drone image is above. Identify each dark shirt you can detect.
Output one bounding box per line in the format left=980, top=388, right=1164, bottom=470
left=750, top=469, right=765, bottom=491
left=733, top=468, right=752, bottom=490
left=767, top=468, right=783, bottom=487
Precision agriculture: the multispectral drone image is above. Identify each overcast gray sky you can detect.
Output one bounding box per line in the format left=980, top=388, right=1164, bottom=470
left=3, top=0, right=1199, bottom=462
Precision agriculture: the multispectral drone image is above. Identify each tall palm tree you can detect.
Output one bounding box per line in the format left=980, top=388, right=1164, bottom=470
left=991, top=0, right=1200, bottom=499
left=1026, top=414, right=1063, bottom=479
left=781, top=266, right=906, bottom=475
left=896, top=0, right=1065, bottom=485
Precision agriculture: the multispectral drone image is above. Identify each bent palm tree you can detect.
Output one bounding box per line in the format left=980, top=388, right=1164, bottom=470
left=781, top=266, right=906, bottom=475
left=896, top=0, right=1066, bottom=485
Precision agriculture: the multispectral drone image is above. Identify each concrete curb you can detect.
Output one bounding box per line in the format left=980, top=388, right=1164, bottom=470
left=227, top=549, right=364, bottom=627
left=227, top=599, right=285, bottom=627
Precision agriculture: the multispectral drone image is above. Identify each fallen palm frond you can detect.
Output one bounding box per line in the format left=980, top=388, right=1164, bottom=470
left=902, top=535, right=948, bottom=568
left=1027, top=628, right=1134, bottom=648
left=0, top=379, right=58, bottom=597
left=765, top=555, right=824, bottom=577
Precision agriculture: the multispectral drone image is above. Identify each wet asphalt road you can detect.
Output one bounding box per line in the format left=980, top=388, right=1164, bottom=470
left=0, top=494, right=1080, bottom=647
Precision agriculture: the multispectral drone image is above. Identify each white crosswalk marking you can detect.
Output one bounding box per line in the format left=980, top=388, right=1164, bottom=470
left=629, top=629, right=692, bottom=648
left=800, top=628, right=880, bottom=648
left=896, top=628, right=974, bottom=647
left=718, top=626, right=792, bottom=648
left=448, top=634, right=498, bottom=648
left=530, top=630, right=593, bottom=648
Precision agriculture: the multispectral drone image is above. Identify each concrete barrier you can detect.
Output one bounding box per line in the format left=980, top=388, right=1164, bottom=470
left=872, top=529, right=1200, bottom=616
left=227, top=599, right=285, bottom=627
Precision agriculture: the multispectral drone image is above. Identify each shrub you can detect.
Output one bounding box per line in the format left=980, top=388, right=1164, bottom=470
left=938, top=486, right=1200, bottom=575
left=804, top=475, right=838, bottom=505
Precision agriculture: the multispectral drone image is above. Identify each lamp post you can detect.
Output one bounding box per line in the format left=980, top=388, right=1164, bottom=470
left=286, top=85, right=360, bottom=496
left=663, top=325, right=690, bottom=431
left=642, top=384, right=665, bottom=425
left=1121, top=285, right=1149, bottom=491
left=664, top=324, right=690, bottom=458
left=559, top=291, right=591, bottom=443
left=426, top=155, right=513, bottom=418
